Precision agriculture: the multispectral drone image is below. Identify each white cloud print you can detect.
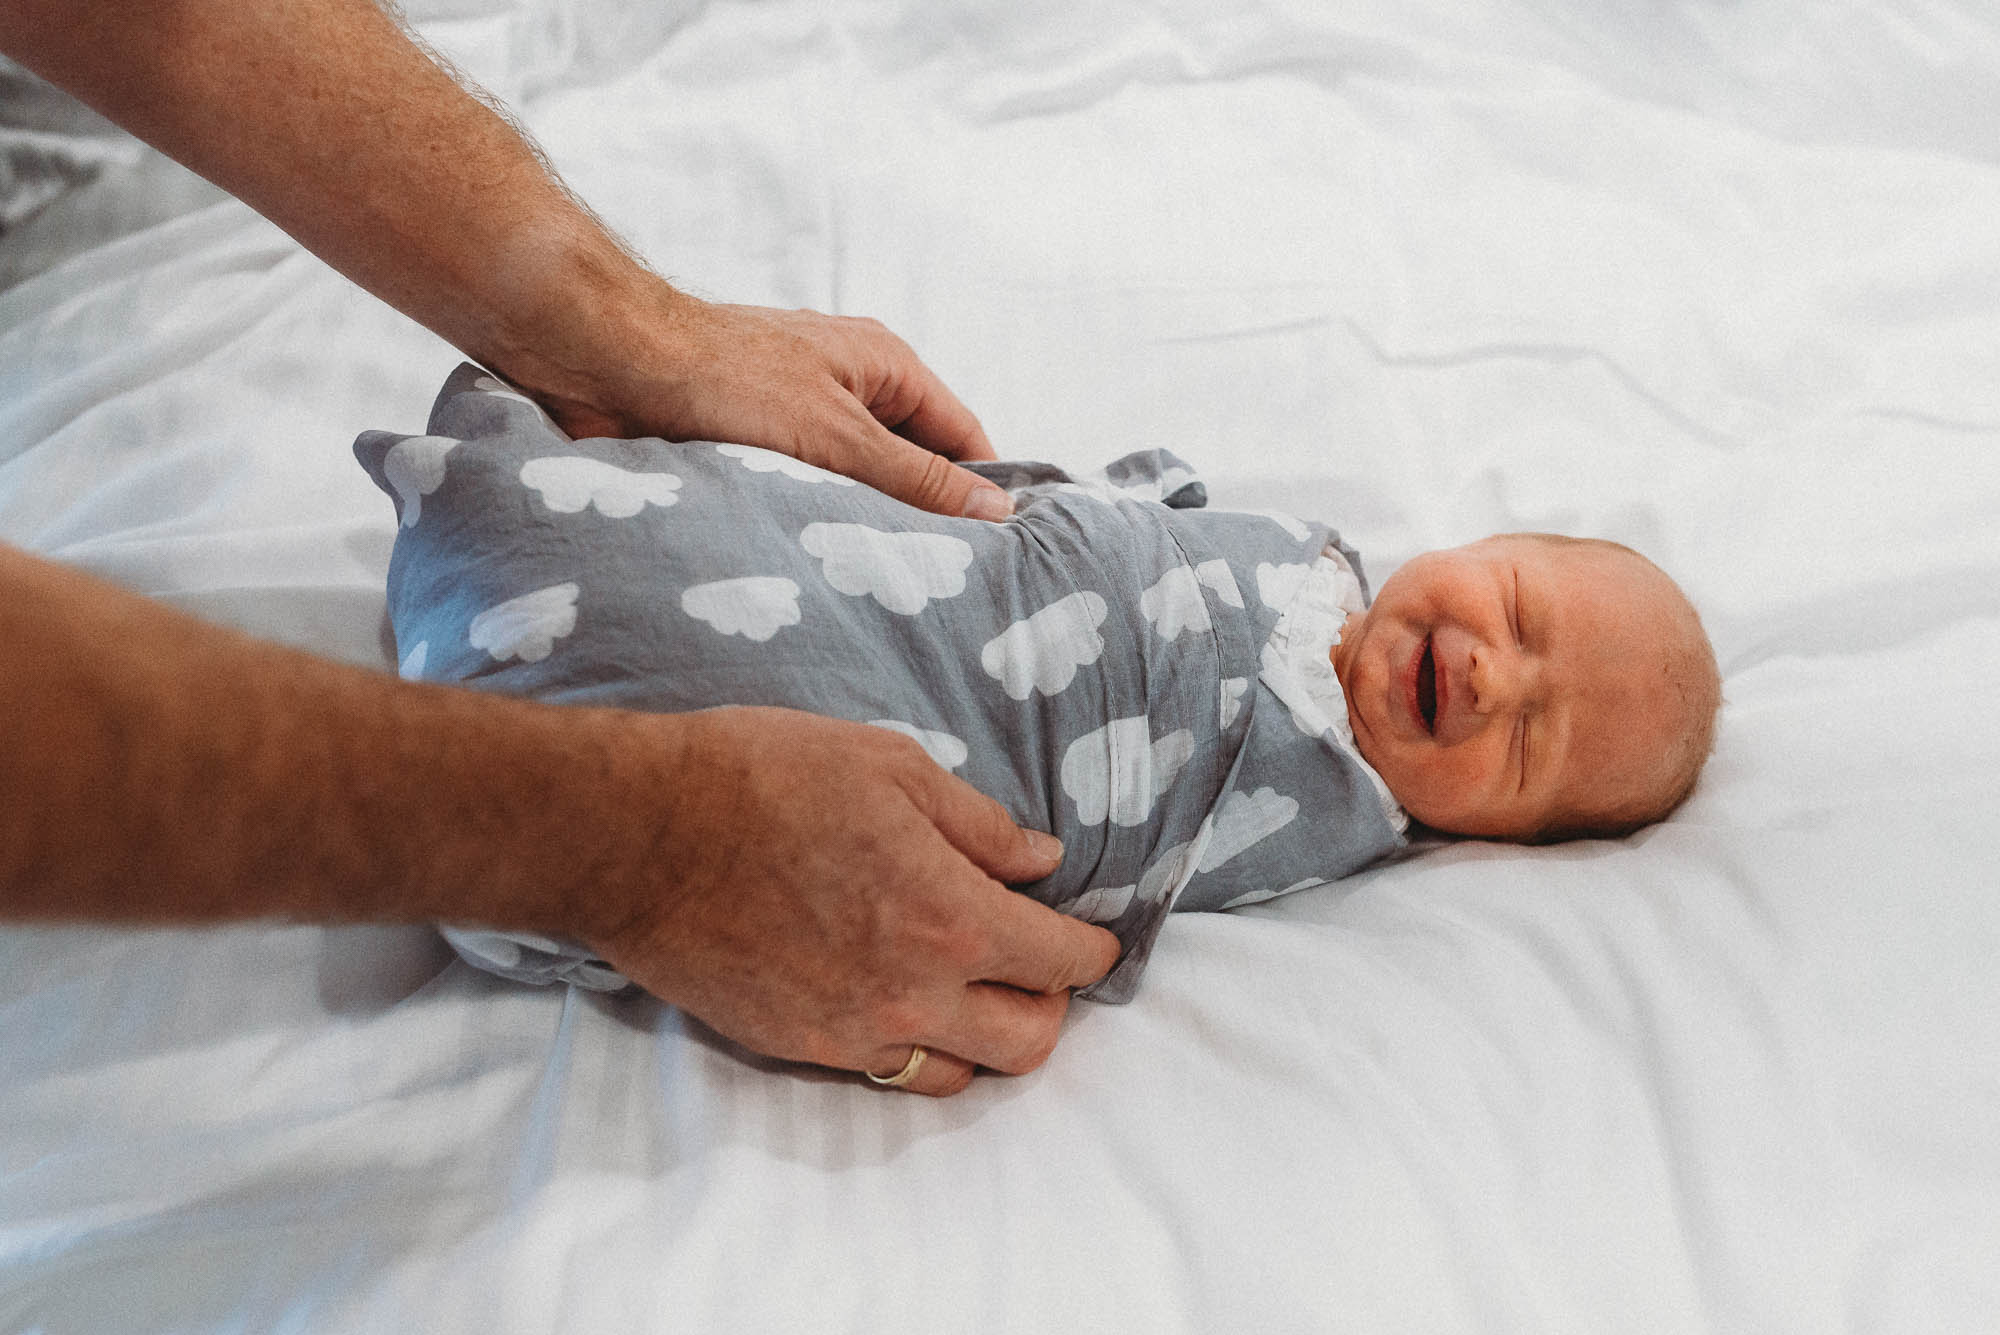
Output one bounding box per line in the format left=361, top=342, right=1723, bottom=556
left=473, top=374, right=560, bottom=429
left=1196, top=559, right=1244, bottom=607
left=1256, top=560, right=1313, bottom=612
left=1106, top=463, right=1199, bottom=503
left=800, top=523, right=974, bottom=615
left=1219, top=676, right=1249, bottom=728
left=866, top=720, right=969, bottom=771
left=681, top=576, right=802, bottom=642
left=981, top=591, right=1107, bottom=699
left=1142, top=559, right=1244, bottom=641
left=383, top=434, right=459, bottom=528
left=521, top=455, right=681, bottom=518
left=1196, top=786, right=1301, bottom=873
left=1056, top=836, right=1200, bottom=923
left=1060, top=716, right=1196, bottom=827
left=469, top=582, right=579, bottom=663
left=1137, top=839, right=1200, bottom=905
left=1051, top=479, right=1125, bottom=505
left=1058, top=882, right=1136, bottom=924
left=716, top=443, right=857, bottom=487
left=1140, top=566, right=1209, bottom=640
left=1218, top=877, right=1328, bottom=911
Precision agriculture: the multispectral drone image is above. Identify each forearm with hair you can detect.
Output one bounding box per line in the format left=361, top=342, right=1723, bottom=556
left=0, top=0, right=674, bottom=408
left=0, top=543, right=681, bottom=937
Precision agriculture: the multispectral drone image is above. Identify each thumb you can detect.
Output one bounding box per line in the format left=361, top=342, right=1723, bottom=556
left=908, top=764, right=1065, bottom=886
left=865, top=425, right=1015, bottom=522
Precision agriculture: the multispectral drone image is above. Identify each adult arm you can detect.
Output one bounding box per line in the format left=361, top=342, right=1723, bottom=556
left=0, top=0, right=1116, bottom=1091
left=0, top=0, right=1120, bottom=1093
left=0, top=0, right=1015, bottom=521
left=0, top=543, right=1120, bottom=1094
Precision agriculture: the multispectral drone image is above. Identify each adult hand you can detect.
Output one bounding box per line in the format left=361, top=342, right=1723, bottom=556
left=577, top=707, right=1123, bottom=1096
left=517, top=294, right=1017, bottom=523
left=0, top=548, right=1117, bottom=1096
left=0, top=0, right=1012, bottom=523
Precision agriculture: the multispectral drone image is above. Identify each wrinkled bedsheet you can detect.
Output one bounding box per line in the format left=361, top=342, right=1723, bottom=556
left=3, top=2, right=1998, bottom=1331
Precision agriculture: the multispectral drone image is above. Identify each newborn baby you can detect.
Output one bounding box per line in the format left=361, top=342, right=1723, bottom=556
left=356, top=365, right=1720, bottom=1001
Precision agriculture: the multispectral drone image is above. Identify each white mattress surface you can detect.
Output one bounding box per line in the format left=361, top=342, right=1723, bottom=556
left=3, top=2, right=1998, bottom=1331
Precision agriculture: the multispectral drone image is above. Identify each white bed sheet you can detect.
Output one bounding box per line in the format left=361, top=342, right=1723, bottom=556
left=4, top=2, right=1999, bottom=1331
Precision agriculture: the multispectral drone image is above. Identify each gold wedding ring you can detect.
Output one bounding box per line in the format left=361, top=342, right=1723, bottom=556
left=865, top=1045, right=927, bottom=1088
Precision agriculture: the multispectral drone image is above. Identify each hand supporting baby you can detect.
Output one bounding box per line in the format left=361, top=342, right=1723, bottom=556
left=512, top=294, right=1019, bottom=524
left=580, top=709, right=1121, bottom=1097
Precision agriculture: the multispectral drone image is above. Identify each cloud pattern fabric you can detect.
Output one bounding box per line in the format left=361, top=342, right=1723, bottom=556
left=354, top=364, right=1404, bottom=1002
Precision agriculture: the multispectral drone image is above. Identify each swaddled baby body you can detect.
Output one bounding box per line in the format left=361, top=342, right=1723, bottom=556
left=356, top=365, right=1719, bottom=1001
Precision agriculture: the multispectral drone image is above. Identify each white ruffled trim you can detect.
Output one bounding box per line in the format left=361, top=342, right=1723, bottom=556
left=1258, top=544, right=1408, bottom=835
left=440, top=925, right=631, bottom=992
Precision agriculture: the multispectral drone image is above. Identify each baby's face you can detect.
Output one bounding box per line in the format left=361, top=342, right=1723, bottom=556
left=1332, top=535, right=1692, bottom=839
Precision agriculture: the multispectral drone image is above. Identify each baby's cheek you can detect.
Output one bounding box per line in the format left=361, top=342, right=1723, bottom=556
left=1346, top=705, right=1406, bottom=788
left=1356, top=739, right=1426, bottom=811
left=1385, top=744, right=1507, bottom=834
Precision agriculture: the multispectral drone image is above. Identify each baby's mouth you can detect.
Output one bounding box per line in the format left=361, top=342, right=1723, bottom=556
left=1416, top=636, right=1437, bottom=734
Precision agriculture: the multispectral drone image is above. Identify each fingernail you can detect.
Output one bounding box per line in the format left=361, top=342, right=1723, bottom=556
left=961, top=486, right=1014, bottom=522
left=1025, top=829, right=1064, bottom=862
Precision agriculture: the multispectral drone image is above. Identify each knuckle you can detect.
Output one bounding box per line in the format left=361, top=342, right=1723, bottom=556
left=1049, top=940, right=1098, bottom=994
left=880, top=740, right=953, bottom=809
left=1012, top=1020, right=1063, bottom=1075
left=845, top=814, right=898, bottom=870
left=989, top=992, right=1066, bottom=1075
left=1023, top=964, right=1068, bottom=997
left=871, top=728, right=931, bottom=770
left=1012, top=940, right=1084, bottom=997
left=868, top=998, right=928, bottom=1043
left=907, top=451, right=961, bottom=514
left=931, top=921, right=989, bottom=973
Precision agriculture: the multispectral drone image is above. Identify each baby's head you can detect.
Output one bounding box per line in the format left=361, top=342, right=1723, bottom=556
left=1332, top=533, right=1720, bottom=842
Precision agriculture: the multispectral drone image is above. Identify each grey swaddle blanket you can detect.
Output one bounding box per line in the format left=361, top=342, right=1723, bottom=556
left=355, top=364, right=1404, bottom=1002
